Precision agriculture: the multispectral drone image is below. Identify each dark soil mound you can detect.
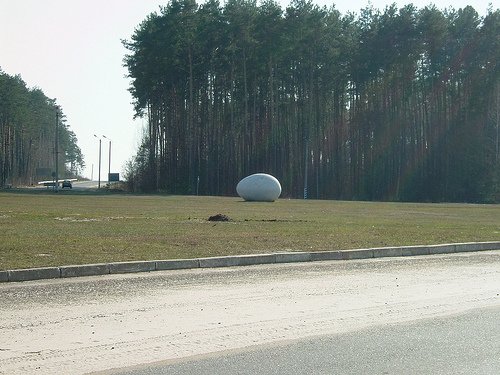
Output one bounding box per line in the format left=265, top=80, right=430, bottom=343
left=208, top=213, right=231, bottom=222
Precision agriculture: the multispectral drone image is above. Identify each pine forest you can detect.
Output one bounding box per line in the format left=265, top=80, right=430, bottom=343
left=0, top=71, right=84, bottom=186
left=123, top=0, right=499, bottom=202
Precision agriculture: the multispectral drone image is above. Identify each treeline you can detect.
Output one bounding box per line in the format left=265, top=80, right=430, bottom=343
left=124, top=0, right=499, bottom=202
left=0, top=70, right=84, bottom=186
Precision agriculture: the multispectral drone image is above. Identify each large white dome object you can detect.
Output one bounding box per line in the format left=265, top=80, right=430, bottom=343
left=236, top=173, right=282, bottom=202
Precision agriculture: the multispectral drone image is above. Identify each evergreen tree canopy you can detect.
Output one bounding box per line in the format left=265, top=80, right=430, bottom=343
left=0, top=70, right=84, bottom=186
left=123, top=1, right=500, bottom=202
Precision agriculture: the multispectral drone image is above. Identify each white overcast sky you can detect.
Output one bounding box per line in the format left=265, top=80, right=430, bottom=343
left=0, top=0, right=496, bottom=180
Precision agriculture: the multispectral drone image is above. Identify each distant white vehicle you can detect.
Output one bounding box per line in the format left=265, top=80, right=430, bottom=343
left=37, top=178, right=77, bottom=188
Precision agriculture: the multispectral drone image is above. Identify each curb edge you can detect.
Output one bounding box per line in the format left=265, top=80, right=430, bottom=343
left=1, top=241, right=499, bottom=283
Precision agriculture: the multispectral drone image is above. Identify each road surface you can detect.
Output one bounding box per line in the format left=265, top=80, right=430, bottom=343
left=105, top=306, right=500, bottom=375
left=33, top=180, right=103, bottom=191
left=0, top=251, right=499, bottom=374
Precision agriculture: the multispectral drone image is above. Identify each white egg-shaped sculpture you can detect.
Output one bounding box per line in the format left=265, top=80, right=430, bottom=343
left=236, top=173, right=282, bottom=202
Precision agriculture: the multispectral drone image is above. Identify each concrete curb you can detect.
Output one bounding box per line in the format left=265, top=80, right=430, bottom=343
left=0, top=270, right=8, bottom=282
left=7, top=267, right=60, bottom=282
left=60, top=263, right=109, bottom=278
left=108, top=261, right=156, bottom=274
left=156, top=259, right=199, bottom=271
left=1, top=241, right=498, bottom=283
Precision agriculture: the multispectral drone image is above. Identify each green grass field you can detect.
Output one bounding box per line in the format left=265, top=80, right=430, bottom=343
left=1, top=190, right=499, bottom=270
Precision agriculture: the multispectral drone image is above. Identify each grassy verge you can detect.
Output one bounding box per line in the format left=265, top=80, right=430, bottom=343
left=0, top=191, right=499, bottom=270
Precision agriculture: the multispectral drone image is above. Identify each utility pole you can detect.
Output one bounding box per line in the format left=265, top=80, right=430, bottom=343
left=55, top=106, right=59, bottom=192
left=94, top=135, right=102, bottom=188
left=304, top=138, right=308, bottom=199
left=496, top=82, right=499, bottom=163
left=103, top=135, right=111, bottom=181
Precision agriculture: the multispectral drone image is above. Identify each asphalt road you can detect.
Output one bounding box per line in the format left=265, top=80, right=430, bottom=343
left=32, top=180, right=100, bottom=191
left=72, top=180, right=100, bottom=189
left=0, top=251, right=499, bottom=374
left=107, top=305, right=500, bottom=375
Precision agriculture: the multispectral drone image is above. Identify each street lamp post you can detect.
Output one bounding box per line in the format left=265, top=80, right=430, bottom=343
left=55, top=106, right=60, bottom=192
left=103, top=135, right=111, bottom=182
left=93, top=135, right=102, bottom=188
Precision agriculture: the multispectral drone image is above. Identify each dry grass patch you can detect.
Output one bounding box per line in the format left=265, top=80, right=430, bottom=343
left=0, top=191, right=498, bottom=270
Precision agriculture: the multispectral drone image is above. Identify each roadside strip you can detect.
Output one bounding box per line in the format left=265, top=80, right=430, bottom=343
left=1, top=241, right=499, bottom=283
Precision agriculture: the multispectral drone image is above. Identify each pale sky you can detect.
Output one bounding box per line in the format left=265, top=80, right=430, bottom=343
left=0, top=0, right=496, bottom=180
